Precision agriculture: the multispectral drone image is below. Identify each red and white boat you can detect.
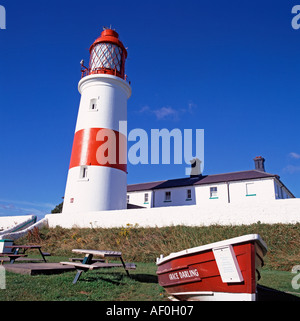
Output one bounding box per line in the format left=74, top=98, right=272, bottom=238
left=156, top=234, right=267, bottom=301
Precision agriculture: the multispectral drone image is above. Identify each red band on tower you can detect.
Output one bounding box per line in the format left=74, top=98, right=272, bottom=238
left=69, top=128, right=127, bottom=172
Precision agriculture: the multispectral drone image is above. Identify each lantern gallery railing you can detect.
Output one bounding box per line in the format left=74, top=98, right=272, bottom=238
left=80, top=67, right=131, bottom=84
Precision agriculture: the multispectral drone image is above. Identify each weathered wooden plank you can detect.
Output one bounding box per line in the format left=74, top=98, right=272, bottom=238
left=60, top=262, right=92, bottom=270
left=90, top=262, right=136, bottom=270
left=6, top=245, right=41, bottom=249
left=72, top=249, right=122, bottom=257
left=0, top=254, right=27, bottom=258
left=3, top=263, right=75, bottom=275
left=69, top=257, right=105, bottom=263
left=60, top=261, right=136, bottom=271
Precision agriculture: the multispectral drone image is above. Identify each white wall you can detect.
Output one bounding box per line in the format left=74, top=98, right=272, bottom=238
left=0, top=218, right=48, bottom=241
left=0, top=215, right=36, bottom=232
left=127, top=191, right=152, bottom=208
left=128, top=187, right=197, bottom=208
left=63, top=166, right=127, bottom=213
left=127, top=178, right=280, bottom=208
left=153, top=186, right=196, bottom=207
left=46, top=198, right=300, bottom=228
left=195, top=183, right=229, bottom=205
left=227, top=178, right=276, bottom=203
left=76, top=74, right=131, bottom=133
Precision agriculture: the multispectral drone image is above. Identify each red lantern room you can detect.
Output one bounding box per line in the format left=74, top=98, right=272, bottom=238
left=83, top=28, right=127, bottom=80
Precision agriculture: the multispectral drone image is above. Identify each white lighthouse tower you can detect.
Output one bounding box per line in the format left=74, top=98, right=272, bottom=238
left=62, top=28, right=131, bottom=214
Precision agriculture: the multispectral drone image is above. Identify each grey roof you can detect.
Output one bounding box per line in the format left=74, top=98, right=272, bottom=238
left=127, top=170, right=279, bottom=192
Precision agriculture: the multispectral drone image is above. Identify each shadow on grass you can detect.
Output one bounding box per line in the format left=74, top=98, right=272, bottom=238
left=130, top=274, right=158, bottom=283
left=79, top=272, right=126, bottom=285
left=257, top=285, right=300, bottom=301
left=77, top=271, right=158, bottom=285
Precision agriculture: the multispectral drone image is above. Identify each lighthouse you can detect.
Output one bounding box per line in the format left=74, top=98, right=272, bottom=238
left=62, top=28, right=131, bottom=214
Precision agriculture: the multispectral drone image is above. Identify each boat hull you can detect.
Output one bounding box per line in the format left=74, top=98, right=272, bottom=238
left=156, top=234, right=267, bottom=301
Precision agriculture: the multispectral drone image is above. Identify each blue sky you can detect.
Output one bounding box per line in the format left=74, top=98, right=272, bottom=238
left=0, top=0, right=300, bottom=219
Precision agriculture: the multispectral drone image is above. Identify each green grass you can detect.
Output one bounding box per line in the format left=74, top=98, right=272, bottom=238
left=258, top=269, right=300, bottom=297
left=0, top=260, right=166, bottom=301
left=0, top=261, right=299, bottom=301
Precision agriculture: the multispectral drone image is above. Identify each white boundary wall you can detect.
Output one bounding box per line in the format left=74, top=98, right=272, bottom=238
left=0, top=215, right=36, bottom=233
left=0, top=218, right=48, bottom=240
left=46, top=198, right=300, bottom=228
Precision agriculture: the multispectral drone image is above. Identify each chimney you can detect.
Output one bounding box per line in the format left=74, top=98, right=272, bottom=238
left=190, top=158, right=202, bottom=178
left=254, top=156, right=265, bottom=172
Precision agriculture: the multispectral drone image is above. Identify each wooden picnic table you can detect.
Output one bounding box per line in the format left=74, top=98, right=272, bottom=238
left=1, top=245, right=50, bottom=264
left=60, top=249, right=136, bottom=284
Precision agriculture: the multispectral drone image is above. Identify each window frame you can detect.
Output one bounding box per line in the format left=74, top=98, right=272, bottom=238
left=209, top=186, right=218, bottom=199
left=89, top=98, right=98, bottom=111
left=246, top=183, right=256, bottom=197
left=164, top=191, right=172, bottom=202
left=144, top=193, right=149, bottom=204
left=79, top=165, right=89, bottom=181
left=186, top=189, right=192, bottom=200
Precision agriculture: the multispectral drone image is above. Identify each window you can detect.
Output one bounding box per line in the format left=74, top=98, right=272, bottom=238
left=279, top=186, right=283, bottom=199
left=186, top=189, right=192, bottom=200
left=144, top=193, right=149, bottom=203
left=164, top=191, right=171, bottom=202
left=210, top=186, right=218, bottom=199
left=80, top=166, right=88, bottom=179
left=275, top=184, right=283, bottom=199
left=127, top=194, right=130, bottom=204
left=246, top=183, right=256, bottom=196
left=275, top=184, right=280, bottom=199
left=89, top=98, right=98, bottom=111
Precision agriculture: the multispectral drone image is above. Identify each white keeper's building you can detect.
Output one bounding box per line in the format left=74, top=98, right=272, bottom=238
left=127, top=156, right=294, bottom=209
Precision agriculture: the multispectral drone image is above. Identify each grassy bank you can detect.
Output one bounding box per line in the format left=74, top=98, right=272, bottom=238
left=19, top=223, right=300, bottom=271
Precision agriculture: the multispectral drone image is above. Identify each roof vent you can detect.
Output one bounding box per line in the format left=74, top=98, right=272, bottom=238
left=254, top=156, right=265, bottom=172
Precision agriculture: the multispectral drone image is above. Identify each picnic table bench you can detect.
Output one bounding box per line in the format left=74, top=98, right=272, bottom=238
left=60, top=249, right=136, bottom=284
left=0, top=245, right=50, bottom=264
left=69, top=257, right=105, bottom=263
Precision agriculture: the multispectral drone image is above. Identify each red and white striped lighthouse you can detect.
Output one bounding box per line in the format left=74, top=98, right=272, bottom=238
left=62, top=28, right=131, bottom=214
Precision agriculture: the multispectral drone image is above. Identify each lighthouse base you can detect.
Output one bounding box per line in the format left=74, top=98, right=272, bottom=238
left=62, top=166, right=127, bottom=214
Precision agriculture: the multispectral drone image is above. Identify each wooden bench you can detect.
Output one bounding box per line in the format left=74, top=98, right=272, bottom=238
left=69, top=257, right=105, bottom=264
left=61, top=261, right=137, bottom=271
left=5, top=245, right=50, bottom=263
left=60, top=249, right=136, bottom=284
left=0, top=253, right=28, bottom=264
left=72, top=249, right=123, bottom=258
